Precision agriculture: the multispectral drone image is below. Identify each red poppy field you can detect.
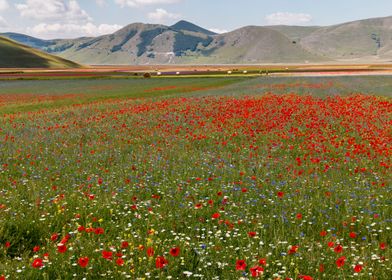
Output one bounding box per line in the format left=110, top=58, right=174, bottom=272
left=0, top=76, right=391, bottom=279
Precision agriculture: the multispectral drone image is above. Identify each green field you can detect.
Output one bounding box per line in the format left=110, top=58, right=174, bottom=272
left=0, top=76, right=391, bottom=279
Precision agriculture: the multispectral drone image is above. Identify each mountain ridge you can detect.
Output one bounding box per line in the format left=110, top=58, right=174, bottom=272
left=1, top=16, right=392, bottom=65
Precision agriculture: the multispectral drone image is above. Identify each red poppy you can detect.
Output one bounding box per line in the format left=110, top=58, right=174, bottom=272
left=121, top=241, right=129, bottom=249
left=354, top=264, right=363, bottom=273
left=319, top=264, right=325, bottom=273
left=250, top=265, right=264, bottom=277
left=102, top=250, right=113, bottom=260
left=32, top=258, right=43, bottom=268
left=78, top=257, right=89, bottom=268
left=155, top=256, right=168, bottom=269
left=94, top=227, right=104, bottom=235
left=349, top=232, right=356, bottom=238
left=4, top=242, right=10, bottom=248
left=299, top=276, right=313, bottom=280
left=57, top=243, right=67, bottom=253
left=212, top=212, right=220, bottom=219
left=235, top=259, right=247, bottom=271
left=241, top=188, right=248, bottom=193
left=248, top=231, right=257, bottom=237
left=116, top=258, right=124, bottom=266
left=334, top=244, right=343, bottom=253
left=380, top=242, right=387, bottom=250
left=320, top=230, right=327, bottom=237
left=296, top=213, right=302, bottom=219
left=51, top=233, right=59, bottom=241
left=0, top=275, right=5, bottom=280
left=288, top=245, right=299, bottom=254
left=33, top=246, right=40, bottom=252
left=147, top=247, right=154, bottom=257
left=336, top=256, right=346, bottom=268
left=169, top=247, right=180, bottom=257
left=258, top=258, right=267, bottom=266
left=327, top=241, right=335, bottom=248
left=277, top=191, right=284, bottom=198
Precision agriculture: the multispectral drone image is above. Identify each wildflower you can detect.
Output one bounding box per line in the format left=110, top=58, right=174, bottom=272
left=57, top=243, right=67, bottom=253
left=248, top=231, right=257, bottom=238
left=212, top=213, right=220, bottom=219
left=169, top=247, right=180, bottom=257
left=147, top=247, right=154, bottom=257
left=250, top=265, right=264, bottom=277
left=116, top=258, right=124, bottom=266
left=336, top=256, right=346, bottom=268
left=236, top=259, right=247, bottom=271
left=155, top=256, right=168, bottom=269
left=102, top=250, right=113, bottom=260
left=354, top=264, right=363, bottom=273
left=334, top=244, right=343, bottom=253
left=78, top=257, right=89, bottom=268
left=121, top=241, right=129, bottom=249
left=32, top=258, right=43, bottom=268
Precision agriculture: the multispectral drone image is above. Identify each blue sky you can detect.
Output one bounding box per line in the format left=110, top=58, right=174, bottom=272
left=0, top=0, right=391, bottom=39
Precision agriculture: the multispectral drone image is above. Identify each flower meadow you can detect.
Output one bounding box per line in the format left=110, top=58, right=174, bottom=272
left=0, top=81, right=391, bottom=279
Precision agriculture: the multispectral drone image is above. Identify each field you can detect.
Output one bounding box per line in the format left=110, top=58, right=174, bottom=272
left=0, top=75, right=391, bottom=280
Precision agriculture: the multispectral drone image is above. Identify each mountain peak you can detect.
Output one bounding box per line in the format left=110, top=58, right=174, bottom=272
left=171, top=20, right=216, bottom=35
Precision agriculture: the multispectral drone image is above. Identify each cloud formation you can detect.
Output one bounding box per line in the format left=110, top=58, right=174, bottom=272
left=0, top=16, right=7, bottom=27
left=115, top=0, right=180, bottom=8
left=13, top=0, right=122, bottom=38
left=265, top=12, right=312, bottom=25
left=15, top=0, right=91, bottom=23
left=0, top=0, right=9, bottom=11
left=147, top=8, right=180, bottom=23
left=27, top=22, right=123, bottom=39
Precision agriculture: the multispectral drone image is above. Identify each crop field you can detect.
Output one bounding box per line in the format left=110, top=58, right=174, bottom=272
left=0, top=76, right=391, bottom=279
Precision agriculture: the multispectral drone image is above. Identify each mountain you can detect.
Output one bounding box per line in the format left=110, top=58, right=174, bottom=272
left=0, top=36, right=80, bottom=68
left=2, top=16, right=392, bottom=65
left=170, top=20, right=217, bottom=36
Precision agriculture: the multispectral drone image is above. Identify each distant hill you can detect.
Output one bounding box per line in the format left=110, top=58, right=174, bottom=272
left=0, top=36, right=80, bottom=68
left=2, top=16, right=392, bottom=65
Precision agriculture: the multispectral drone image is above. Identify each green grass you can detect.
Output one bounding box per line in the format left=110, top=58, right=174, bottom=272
left=0, top=37, right=80, bottom=68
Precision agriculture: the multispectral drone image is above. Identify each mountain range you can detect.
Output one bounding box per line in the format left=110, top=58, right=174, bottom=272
left=1, top=16, right=392, bottom=66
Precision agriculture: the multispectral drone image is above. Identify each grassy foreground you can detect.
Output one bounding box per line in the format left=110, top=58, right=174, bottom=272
left=0, top=76, right=391, bottom=279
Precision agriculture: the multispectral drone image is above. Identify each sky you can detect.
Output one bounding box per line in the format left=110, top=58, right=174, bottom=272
left=0, top=0, right=391, bottom=39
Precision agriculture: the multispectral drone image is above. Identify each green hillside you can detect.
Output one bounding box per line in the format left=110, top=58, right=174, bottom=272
left=0, top=36, right=80, bottom=68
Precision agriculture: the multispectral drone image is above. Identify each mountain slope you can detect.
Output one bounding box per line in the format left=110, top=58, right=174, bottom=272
left=0, top=36, right=80, bottom=68
left=170, top=20, right=216, bottom=36
left=2, top=16, right=392, bottom=64
left=300, top=16, right=392, bottom=60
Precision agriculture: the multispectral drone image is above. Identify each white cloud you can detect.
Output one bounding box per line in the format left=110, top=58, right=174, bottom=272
left=265, top=12, right=312, bottom=25
left=209, top=28, right=228, bottom=34
left=0, top=15, right=8, bottom=27
left=0, top=0, right=9, bottom=11
left=15, top=0, right=91, bottom=23
left=96, top=0, right=105, bottom=7
left=27, top=22, right=123, bottom=39
left=147, top=8, right=180, bottom=24
left=115, top=0, right=180, bottom=8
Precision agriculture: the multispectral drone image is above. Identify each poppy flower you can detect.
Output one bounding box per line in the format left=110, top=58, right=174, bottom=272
left=250, top=265, right=264, bottom=277
left=380, top=242, right=387, bottom=250
left=354, top=264, right=363, bottom=273
left=4, top=242, right=10, bottom=248
left=349, top=232, right=356, bottom=238
left=277, top=191, right=284, bottom=198
left=155, top=256, right=168, bottom=269
left=236, top=259, right=247, bottom=271
left=121, top=241, right=129, bottom=249
left=102, top=250, right=113, bottom=260
left=78, top=257, right=89, bottom=268
left=51, top=233, right=59, bottom=241
left=319, top=264, right=325, bottom=272
left=336, top=256, right=346, bottom=268
left=147, top=247, right=154, bottom=257
left=248, top=231, right=257, bottom=237
left=296, top=213, right=302, bottom=219
left=57, top=243, right=67, bottom=253
left=169, top=247, right=180, bottom=257
left=299, top=276, right=313, bottom=280
left=116, top=258, right=124, bottom=266
left=94, top=227, right=104, bottom=235
left=258, top=258, right=267, bottom=266
left=320, top=230, right=327, bottom=237
left=334, top=244, right=343, bottom=253
left=33, top=246, right=40, bottom=252
left=212, top=213, right=220, bottom=219
left=288, top=245, right=299, bottom=254
left=32, top=258, right=43, bottom=268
